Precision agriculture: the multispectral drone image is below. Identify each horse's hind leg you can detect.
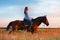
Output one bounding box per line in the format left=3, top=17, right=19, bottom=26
left=8, top=27, right=14, bottom=34
left=8, top=26, right=15, bottom=34
left=8, top=25, right=18, bottom=35
left=8, top=29, right=15, bottom=35
left=12, top=25, right=18, bottom=35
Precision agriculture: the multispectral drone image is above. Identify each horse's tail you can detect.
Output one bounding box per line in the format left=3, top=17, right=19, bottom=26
left=6, top=22, right=12, bottom=31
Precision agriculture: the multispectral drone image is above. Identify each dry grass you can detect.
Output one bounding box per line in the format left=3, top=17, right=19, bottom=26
left=0, top=28, right=60, bottom=40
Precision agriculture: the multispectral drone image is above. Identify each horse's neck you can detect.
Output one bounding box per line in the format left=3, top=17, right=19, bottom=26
left=33, top=19, right=42, bottom=26
left=36, top=20, right=41, bottom=26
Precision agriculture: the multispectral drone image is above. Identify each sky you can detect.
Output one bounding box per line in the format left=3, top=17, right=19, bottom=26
left=0, top=0, right=60, bottom=28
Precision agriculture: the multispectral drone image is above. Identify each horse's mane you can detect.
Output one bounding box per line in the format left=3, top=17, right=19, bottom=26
left=32, top=16, right=46, bottom=26
left=33, top=16, right=46, bottom=20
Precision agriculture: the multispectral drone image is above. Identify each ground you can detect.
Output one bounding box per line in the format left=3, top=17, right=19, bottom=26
left=0, top=28, right=60, bottom=40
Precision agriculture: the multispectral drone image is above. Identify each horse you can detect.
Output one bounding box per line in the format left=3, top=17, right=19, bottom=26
left=6, top=16, right=49, bottom=34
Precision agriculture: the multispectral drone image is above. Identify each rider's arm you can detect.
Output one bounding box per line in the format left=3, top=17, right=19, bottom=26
left=26, top=11, right=31, bottom=20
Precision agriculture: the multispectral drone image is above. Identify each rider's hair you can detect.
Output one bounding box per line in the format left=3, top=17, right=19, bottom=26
left=24, top=6, right=28, bottom=12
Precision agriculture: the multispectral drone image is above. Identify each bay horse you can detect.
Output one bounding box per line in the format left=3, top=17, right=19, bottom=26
left=6, top=16, right=49, bottom=34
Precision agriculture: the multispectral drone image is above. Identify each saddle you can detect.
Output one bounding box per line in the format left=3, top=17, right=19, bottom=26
left=22, top=19, right=33, bottom=27
left=22, top=19, right=34, bottom=32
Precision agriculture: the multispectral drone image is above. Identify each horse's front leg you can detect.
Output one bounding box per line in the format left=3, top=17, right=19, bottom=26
left=30, top=24, right=35, bottom=34
left=34, top=24, right=38, bottom=33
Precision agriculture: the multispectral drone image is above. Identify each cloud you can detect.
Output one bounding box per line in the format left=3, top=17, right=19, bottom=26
left=0, top=6, right=19, bottom=14
left=0, top=5, right=25, bottom=27
left=28, top=0, right=60, bottom=28
left=0, top=0, right=60, bottom=28
left=28, top=0, right=60, bottom=17
left=0, top=5, right=25, bottom=19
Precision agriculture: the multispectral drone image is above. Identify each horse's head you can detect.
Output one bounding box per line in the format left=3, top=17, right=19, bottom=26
left=42, top=16, right=49, bottom=26
left=34, top=16, right=49, bottom=26
left=31, top=16, right=49, bottom=33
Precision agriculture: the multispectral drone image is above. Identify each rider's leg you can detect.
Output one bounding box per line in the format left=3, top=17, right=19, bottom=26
left=24, top=19, right=32, bottom=31
left=27, top=20, right=32, bottom=31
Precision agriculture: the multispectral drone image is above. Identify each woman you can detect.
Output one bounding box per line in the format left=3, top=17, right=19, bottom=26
left=24, top=6, right=32, bottom=31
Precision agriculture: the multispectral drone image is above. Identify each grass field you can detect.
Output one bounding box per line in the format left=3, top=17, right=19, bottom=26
left=0, top=28, right=60, bottom=40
